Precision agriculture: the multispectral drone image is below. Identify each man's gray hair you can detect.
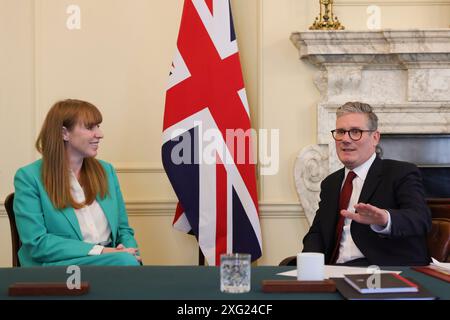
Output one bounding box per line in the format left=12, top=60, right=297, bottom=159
left=336, top=101, right=378, bottom=130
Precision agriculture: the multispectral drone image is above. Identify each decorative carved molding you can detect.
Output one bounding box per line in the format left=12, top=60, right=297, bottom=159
left=294, top=145, right=329, bottom=225
left=313, top=70, right=328, bottom=97
left=258, top=202, right=305, bottom=218
left=335, top=0, right=450, bottom=6
left=111, top=162, right=165, bottom=174
left=126, top=201, right=304, bottom=218
left=0, top=201, right=303, bottom=218
left=125, top=200, right=177, bottom=216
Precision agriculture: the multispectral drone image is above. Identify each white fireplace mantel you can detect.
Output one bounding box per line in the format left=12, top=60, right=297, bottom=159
left=290, top=29, right=450, bottom=224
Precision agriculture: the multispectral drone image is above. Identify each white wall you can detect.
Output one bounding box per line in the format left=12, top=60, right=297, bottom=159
left=1, top=0, right=449, bottom=266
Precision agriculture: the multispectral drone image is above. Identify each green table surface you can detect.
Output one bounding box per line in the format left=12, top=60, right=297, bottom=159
left=0, top=266, right=448, bottom=300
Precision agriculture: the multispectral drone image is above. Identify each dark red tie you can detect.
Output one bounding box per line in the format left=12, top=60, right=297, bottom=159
left=330, top=170, right=357, bottom=264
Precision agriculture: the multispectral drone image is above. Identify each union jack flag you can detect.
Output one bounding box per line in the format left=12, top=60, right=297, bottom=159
left=162, top=0, right=262, bottom=265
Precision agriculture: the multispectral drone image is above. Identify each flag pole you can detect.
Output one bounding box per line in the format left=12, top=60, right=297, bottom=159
left=198, top=247, right=205, bottom=266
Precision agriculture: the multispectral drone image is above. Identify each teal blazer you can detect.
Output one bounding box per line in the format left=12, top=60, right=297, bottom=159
left=13, top=159, right=138, bottom=266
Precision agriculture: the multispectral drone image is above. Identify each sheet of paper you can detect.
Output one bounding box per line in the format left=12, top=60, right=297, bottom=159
left=277, top=265, right=402, bottom=278
left=430, top=258, right=450, bottom=274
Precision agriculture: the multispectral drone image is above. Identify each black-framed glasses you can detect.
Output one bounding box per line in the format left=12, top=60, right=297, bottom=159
left=331, top=128, right=375, bottom=141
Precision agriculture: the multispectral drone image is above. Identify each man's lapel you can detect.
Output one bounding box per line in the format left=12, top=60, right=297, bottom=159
left=323, top=169, right=345, bottom=250
left=358, top=156, right=383, bottom=204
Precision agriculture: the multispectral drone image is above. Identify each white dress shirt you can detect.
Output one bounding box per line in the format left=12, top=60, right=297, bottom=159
left=336, top=153, right=392, bottom=263
left=70, top=171, right=112, bottom=255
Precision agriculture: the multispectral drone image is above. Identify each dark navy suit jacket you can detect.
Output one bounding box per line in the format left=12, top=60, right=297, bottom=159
left=302, top=157, right=431, bottom=266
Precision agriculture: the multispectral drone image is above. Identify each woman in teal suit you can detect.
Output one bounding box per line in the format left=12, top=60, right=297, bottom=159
left=14, top=99, right=141, bottom=266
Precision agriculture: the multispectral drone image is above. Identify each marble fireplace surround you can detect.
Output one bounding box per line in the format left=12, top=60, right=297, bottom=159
left=290, top=29, right=450, bottom=225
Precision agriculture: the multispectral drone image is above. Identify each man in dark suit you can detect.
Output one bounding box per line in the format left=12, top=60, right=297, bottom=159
left=302, top=102, right=431, bottom=266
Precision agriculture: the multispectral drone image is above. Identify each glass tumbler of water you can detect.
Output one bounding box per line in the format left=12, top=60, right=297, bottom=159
left=220, top=253, right=251, bottom=293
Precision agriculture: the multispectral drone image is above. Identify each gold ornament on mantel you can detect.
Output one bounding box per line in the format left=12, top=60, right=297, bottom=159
left=309, top=0, right=345, bottom=30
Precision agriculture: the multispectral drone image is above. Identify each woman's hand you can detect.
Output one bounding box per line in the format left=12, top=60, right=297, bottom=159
left=101, top=244, right=142, bottom=262
left=117, top=244, right=141, bottom=261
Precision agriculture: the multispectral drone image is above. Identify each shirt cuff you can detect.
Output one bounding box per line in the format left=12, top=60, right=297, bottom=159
left=88, top=245, right=104, bottom=256
left=370, top=210, right=392, bottom=235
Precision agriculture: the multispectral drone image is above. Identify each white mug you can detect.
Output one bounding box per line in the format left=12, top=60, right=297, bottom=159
left=297, top=252, right=325, bottom=281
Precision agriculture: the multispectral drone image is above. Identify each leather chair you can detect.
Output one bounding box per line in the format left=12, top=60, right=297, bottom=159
left=279, top=255, right=296, bottom=266
left=4, top=193, right=21, bottom=267
left=426, top=199, right=450, bottom=262
left=279, top=198, right=450, bottom=266
left=427, top=218, right=450, bottom=262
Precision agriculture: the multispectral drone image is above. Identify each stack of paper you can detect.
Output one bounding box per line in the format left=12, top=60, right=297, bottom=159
left=277, top=265, right=402, bottom=279
left=430, top=258, right=450, bottom=275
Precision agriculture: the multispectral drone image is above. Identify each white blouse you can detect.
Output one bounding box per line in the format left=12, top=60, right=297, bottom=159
left=70, top=171, right=112, bottom=255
